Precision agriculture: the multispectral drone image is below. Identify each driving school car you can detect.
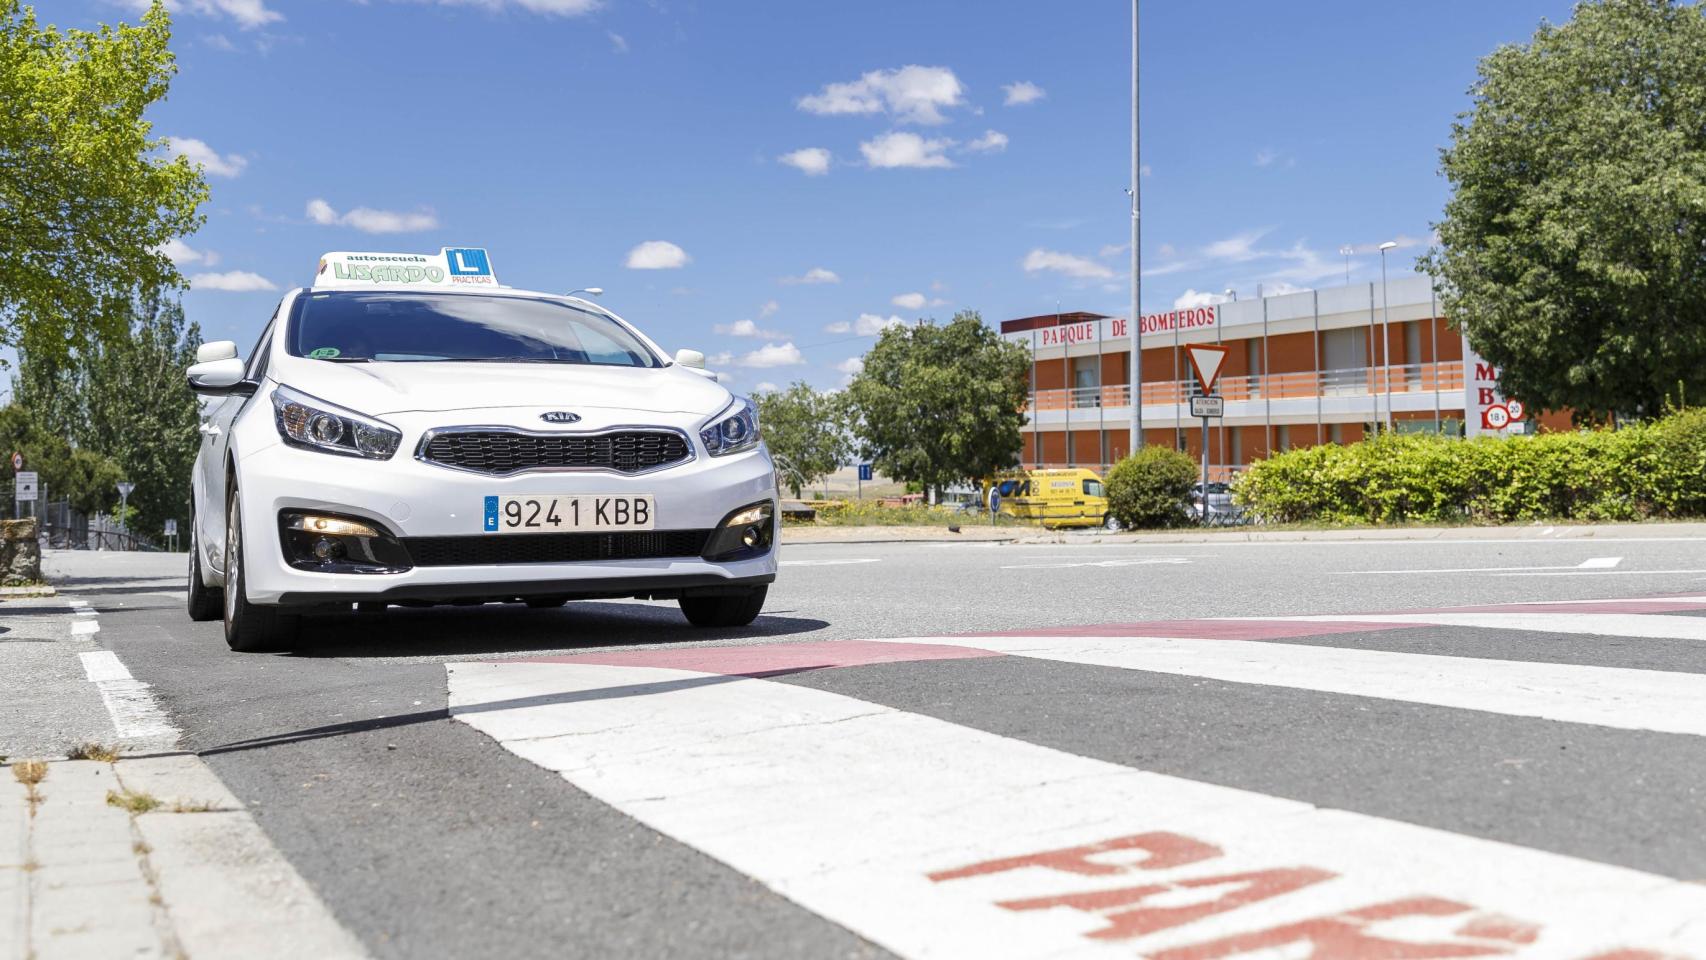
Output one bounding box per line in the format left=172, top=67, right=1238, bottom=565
left=185, top=247, right=778, bottom=652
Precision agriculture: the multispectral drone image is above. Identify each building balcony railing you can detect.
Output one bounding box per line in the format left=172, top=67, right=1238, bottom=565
left=1029, top=361, right=1464, bottom=412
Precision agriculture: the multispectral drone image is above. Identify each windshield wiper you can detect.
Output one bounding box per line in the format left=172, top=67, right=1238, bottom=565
left=316, top=356, right=370, bottom=363
left=440, top=356, right=574, bottom=363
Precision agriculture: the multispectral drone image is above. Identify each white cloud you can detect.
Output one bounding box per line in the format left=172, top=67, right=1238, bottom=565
left=1022, top=248, right=1115, bottom=280
left=753, top=381, right=779, bottom=393
left=190, top=270, right=277, bottom=292
left=1141, top=164, right=1153, bottom=177
left=781, top=267, right=840, bottom=285
left=708, top=351, right=734, bottom=366
left=1173, top=288, right=1232, bottom=309
left=891, top=292, right=926, bottom=310
left=834, top=357, right=865, bottom=375
left=160, top=238, right=205, bottom=266
left=964, top=130, right=1008, bottom=153
left=854, top=313, right=904, bottom=336
left=1099, top=243, right=1129, bottom=259
left=738, top=342, right=805, bottom=368
left=1346, top=234, right=1429, bottom=255
left=1254, top=147, right=1278, bottom=168
left=167, top=137, right=247, bottom=177
left=436, top=0, right=602, bottom=14
left=305, top=198, right=439, bottom=234
left=1001, top=81, right=1045, bottom=106
left=1203, top=228, right=1272, bottom=262
left=778, top=147, right=832, bottom=176
left=607, top=30, right=628, bottom=53
left=135, top=0, right=281, bottom=29
left=624, top=240, right=691, bottom=270
left=798, top=65, right=964, bottom=125
left=714, top=318, right=783, bottom=338
left=860, top=131, right=954, bottom=169
left=823, top=321, right=852, bottom=334
left=759, top=299, right=780, bottom=319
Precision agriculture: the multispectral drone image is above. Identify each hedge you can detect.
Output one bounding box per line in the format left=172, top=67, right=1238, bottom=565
left=1105, top=445, right=1200, bottom=528
left=1233, top=408, right=1706, bottom=525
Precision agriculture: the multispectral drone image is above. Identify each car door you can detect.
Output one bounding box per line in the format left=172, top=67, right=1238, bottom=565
left=199, top=316, right=276, bottom=574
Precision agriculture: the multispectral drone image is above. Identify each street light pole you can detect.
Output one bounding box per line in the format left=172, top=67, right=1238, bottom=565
left=1128, top=0, right=1143, bottom=455
left=1379, top=240, right=1398, bottom=432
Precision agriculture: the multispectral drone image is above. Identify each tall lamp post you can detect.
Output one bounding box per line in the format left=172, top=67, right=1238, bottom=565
left=1378, top=241, right=1398, bottom=432
left=1127, top=0, right=1143, bottom=455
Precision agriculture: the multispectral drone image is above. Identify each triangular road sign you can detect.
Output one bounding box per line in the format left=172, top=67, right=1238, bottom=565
left=1185, top=343, right=1231, bottom=394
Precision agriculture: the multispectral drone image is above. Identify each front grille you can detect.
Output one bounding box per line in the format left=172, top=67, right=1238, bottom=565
left=403, top=529, right=713, bottom=567
left=418, top=430, right=691, bottom=475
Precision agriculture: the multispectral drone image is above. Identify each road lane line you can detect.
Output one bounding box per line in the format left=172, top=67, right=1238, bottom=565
left=1272, top=612, right=1706, bottom=641
left=1578, top=557, right=1623, bottom=568
left=448, top=660, right=1706, bottom=958
left=77, top=650, right=181, bottom=751
left=864, top=634, right=1706, bottom=738
left=70, top=618, right=99, bottom=636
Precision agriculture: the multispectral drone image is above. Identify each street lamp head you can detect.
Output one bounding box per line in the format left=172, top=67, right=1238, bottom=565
left=1378, top=241, right=1398, bottom=252
left=1339, top=245, right=1355, bottom=256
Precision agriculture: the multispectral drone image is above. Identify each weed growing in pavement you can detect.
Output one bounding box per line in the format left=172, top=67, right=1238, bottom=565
left=167, top=799, right=221, bottom=813
left=106, top=788, right=160, bottom=814
left=11, top=759, right=48, bottom=815
left=67, top=742, right=120, bottom=762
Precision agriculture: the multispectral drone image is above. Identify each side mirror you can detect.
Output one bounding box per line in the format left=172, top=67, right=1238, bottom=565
left=196, top=340, right=239, bottom=364
left=674, top=348, right=706, bottom=369
left=187, top=357, right=254, bottom=396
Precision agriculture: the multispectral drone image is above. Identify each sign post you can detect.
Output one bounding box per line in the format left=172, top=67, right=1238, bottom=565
left=1184, top=344, right=1231, bottom=524
left=117, top=481, right=136, bottom=537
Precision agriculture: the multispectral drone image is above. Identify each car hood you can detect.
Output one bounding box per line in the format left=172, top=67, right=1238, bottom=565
left=268, top=356, right=733, bottom=417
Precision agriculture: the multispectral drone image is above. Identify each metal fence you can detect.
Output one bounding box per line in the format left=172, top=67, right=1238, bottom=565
left=36, top=500, right=161, bottom=551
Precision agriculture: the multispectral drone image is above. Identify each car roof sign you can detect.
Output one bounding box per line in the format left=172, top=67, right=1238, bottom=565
left=313, top=247, right=499, bottom=289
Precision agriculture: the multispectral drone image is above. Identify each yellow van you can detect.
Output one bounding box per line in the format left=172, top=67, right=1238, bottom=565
left=985, top=468, right=1115, bottom=529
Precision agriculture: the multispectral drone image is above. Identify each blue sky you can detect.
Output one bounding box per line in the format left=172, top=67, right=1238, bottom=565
left=53, top=0, right=1577, bottom=391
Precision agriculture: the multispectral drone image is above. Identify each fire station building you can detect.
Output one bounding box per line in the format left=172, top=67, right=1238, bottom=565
left=1004, top=276, right=1564, bottom=479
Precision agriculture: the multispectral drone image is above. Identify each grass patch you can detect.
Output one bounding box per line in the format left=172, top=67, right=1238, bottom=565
left=67, top=742, right=120, bottom=763
left=106, top=788, right=160, bottom=814
left=10, top=759, right=46, bottom=787
left=167, top=799, right=221, bottom=813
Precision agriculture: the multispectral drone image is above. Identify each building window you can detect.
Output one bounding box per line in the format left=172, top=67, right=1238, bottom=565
left=1072, top=355, right=1100, bottom=407
left=1277, top=424, right=1292, bottom=451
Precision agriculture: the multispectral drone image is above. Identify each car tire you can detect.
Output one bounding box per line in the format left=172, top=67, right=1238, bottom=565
left=679, top=587, right=767, bottom=628
left=186, top=526, right=224, bottom=622
left=223, top=485, right=300, bottom=653
left=524, top=598, right=567, bottom=609
left=1102, top=514, right=1122, bottom=532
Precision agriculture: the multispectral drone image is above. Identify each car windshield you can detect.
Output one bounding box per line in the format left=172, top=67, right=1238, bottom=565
left=287, top=291, right=661, bottom=367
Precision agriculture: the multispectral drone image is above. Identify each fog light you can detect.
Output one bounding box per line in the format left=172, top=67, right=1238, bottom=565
left=287, top=514, right=379, bottom=537
left=742, top=527, right=759, bottom=548
left=311, top=537, right=338, bottom=560
left=702, top=501, right=775, bottom=561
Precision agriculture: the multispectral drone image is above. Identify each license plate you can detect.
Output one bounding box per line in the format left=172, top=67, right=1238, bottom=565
left=483, top=495, right=654, bottom=533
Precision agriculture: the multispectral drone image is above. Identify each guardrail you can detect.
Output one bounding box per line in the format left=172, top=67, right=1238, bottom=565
left=1030, top=361, right=1465, bottom=412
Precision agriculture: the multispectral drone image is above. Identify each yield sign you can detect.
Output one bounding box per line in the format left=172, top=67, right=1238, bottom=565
left=1184, top=343, right=1231, bottom=393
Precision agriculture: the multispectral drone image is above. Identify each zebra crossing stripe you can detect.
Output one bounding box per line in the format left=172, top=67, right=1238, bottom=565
left=1269, top=612, right=1706, bottom=641
left=863, top=633, right=1706, bottom=737
left=447, top=659, right=1706, bottom=958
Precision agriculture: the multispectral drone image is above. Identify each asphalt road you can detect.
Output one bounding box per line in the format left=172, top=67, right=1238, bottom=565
left=22, top=528, right=1706, bottom=958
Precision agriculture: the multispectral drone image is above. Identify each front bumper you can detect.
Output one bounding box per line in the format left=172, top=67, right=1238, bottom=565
left=235, top=432, right=777, bottom=606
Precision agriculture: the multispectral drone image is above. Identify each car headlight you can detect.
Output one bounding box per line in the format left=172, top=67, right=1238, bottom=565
left=699, top=397, right=760, bottom=457
left=272, top=384, right=401, bottom=459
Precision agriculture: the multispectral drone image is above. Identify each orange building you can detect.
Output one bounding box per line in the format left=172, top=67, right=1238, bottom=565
left=1004, top=277, right=1563, bottom=479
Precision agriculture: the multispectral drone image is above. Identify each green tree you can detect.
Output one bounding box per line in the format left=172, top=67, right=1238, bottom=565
left=1423, top=0, right=1706, bottom=419
left=756, top=382, right=853, bottom=498
left=0, top=406, right=123, bottom=517
left=0, top=1, right=207, bottom=359
left=845, top=311, right=1032, bottom=497
left=15, top=295, right=202, bottom=539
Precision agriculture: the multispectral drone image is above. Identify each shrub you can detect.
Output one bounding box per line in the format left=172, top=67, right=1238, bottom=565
left=1233, top=409, right=1706, bottom=525
left=1106, top=446, right=1200, bottom=528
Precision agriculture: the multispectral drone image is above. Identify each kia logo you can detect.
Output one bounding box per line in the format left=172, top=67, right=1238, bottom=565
left=540, top=411, right=582, bottom=424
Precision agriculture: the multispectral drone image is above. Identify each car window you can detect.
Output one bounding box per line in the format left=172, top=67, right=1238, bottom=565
left=244, top=310, right=279, bottom=381
left=1083, top=479, right=1105, bottom=498
left=288, top=291, right=660, bottom=367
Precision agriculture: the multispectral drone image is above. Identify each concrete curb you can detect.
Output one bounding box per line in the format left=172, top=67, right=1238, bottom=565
left=782, top=521, right=1706, bottom=547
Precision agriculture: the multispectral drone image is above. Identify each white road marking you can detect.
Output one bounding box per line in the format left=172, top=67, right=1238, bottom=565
left=1577, top=556, right=1622, bottom=568
left=449, top=660, right=1706, bottom=957
left=867, top=634, right=1706, bottom=737
left=78, top=650, right=181, bottom=751
left=71, top=618, right=99, bottom=636
left=1495, top=568, right=1706, bottom=577
left=1002, top=558, right=1192, bottom=570
left=780, top=558, right=883, bottom=567
left=1278, top=611, right=1706, bottom=641
left=1338, top=556, right=1623, bottom=575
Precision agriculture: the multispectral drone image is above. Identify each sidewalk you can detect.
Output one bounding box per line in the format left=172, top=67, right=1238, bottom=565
left=0, top=587, right=367, bottom=959
left=781, top=520, right=1706, bottom=546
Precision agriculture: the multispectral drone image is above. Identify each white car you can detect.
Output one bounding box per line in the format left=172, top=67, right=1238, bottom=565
left=184, top=248, right=777, bottom=652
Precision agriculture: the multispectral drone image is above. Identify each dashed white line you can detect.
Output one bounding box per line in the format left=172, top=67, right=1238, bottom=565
left=77, top=650, right=180, bottom=751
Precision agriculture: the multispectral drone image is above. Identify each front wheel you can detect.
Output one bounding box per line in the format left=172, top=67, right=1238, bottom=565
left=1102, top=514, right=1123, bottom=532
left=223, top=485, right=300, bottom=653
left=186, top=526, right=224, bottom=622
left=679, top=587, right=767, bottom=628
